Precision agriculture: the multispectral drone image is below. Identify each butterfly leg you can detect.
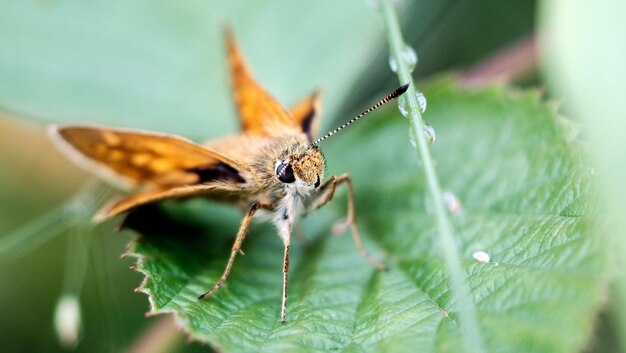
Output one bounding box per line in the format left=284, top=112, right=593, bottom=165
left=312, top=173, right=387, bottom=271
left=198, top=201, right=261, bottom=300
left=281, top=233, right=291, bottom=324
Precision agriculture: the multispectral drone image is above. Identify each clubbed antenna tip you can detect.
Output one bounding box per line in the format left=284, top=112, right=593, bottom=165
left=393, top=83, right=410, bottom=98
left=312, top=83, right=410, bottom=146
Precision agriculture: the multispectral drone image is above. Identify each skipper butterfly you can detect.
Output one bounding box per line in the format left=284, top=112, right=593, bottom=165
left=50, top=30, right=408, bottom=323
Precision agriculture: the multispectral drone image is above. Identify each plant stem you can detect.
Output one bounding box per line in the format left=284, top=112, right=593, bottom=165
left=0, top=181, right=108, bottom=263
left=378, top=1, right=486, bottom=352
left=0, top=207, right=66, bottom=262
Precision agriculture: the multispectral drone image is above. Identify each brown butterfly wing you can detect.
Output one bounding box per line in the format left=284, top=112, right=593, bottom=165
left=289, top=90, right=322, bottom=142
left=225, top=30, right=299, bottom=136
left=94, top=183, right=245, bottom=222
left=51, top=125, right=251, bottom=189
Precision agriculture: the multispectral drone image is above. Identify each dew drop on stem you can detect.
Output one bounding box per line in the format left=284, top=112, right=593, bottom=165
left=409, top=123, right=436, bottom=147
left=389, top=55, right=398, bottom=73
left=409, top=126, right=417, bottom=148
left=398, top=91, right=427, bottom=116
left=443, top=190, right=463, bottom=215
left=398, top=96, right=408, bottom=117
left=388, top=45, right=418, bottom=73
left=416, top=91, right=427, bottom=113
left=424, top=191, right=462, bottom=218
left=404, top=46, right=418, bottom=71
left=424, top=124, right=436, bottom=144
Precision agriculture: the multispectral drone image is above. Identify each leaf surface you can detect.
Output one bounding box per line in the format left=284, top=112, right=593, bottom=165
left=129, top=80, right=606, bottom=353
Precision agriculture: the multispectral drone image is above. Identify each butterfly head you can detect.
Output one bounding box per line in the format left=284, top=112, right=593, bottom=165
left=275, top=145, right=324, bottom=189
left=272, top=83, right=410, bottom=192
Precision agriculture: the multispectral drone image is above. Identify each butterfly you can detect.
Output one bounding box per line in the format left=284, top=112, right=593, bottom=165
left=50, top=29, right=408, bottom=323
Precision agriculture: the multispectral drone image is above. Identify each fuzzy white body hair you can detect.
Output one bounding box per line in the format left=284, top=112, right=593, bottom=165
left=271, top=181, right=315, bottom=244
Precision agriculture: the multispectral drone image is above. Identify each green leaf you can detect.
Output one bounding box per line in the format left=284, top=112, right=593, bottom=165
left=541, top=1, right=626, bottom=351
left=128, top=79, right=607, bottom=353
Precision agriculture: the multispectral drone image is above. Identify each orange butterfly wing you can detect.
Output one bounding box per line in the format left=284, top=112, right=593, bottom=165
left=289, top=90, right=322, bottom=141
left=51, top=125, right=253, bottom=221
left=95, top=183, right=245, bottom=222
left=51, top=125, right=250, bottom=188
left=226, top=30, right=323, bottom=141
left=225, top=30, right=299, bottom=136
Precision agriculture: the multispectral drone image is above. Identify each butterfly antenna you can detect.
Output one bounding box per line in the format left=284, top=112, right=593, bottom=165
left=311, top=83, right=410, bottom=146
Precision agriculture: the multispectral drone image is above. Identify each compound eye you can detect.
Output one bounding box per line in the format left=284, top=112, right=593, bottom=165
left=275, top=161, right=295, bottom=183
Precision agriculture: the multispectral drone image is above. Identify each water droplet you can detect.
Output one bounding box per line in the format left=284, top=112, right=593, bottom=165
left=398, top=95, right=409, bottom=117
left=472, top=251, right=490, bottom=263
left=416, top=91, right=427, bottom=113
left=398, top=91, right=427, bottom=117
left=388, top=56, right=398, bottom=73
left=590, top=167, right=596, bottom=175
left=402, top=46, right=418, bottom=72
left=424, top=191, right=462, bottom=220
left=408, top=124, right=436, bottom=147
left=424, top=124, right=436, bottom=145
left=54, top=294, right=82, bottom=348
left=443, top=190, right=463, bottom=214
left=388, top=45, right=418, bottom=73
left=409, top=126, right=417, bottom=148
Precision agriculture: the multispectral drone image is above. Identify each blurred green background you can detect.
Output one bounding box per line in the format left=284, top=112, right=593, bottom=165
left=1, top=0, right=623, bottom=352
